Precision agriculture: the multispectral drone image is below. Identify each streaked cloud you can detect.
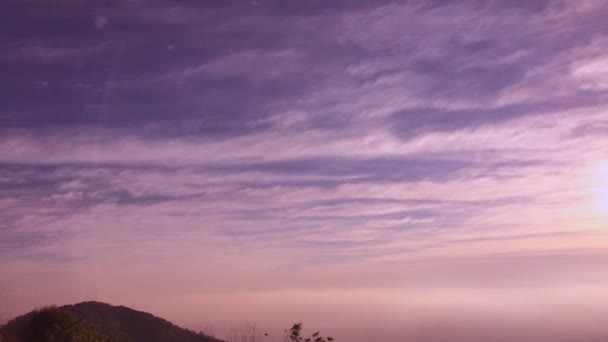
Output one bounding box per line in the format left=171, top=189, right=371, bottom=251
left=1, top=1, right=608, bottom=340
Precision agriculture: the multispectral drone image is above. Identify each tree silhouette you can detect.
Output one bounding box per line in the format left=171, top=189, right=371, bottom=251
left=17, top=306, right=110, bottom=342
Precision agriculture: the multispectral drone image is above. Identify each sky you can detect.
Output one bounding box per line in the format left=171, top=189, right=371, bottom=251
left=1, top=0, right=608, bottom=341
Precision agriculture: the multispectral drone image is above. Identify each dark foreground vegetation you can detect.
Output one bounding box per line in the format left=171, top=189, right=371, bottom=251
left=0, top=302, right=221, bottom=342
left=0, top=302, right=333, bottom=342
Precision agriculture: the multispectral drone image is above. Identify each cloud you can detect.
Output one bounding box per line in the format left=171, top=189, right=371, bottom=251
left=0, top=41, right=113, bottom=62
left=2, top=3, right=608, bottom=331
left=571, top=55, right=608, bottom=90
left=94, top=16, right=108, bottom=30
left=569, top=121, right=608, bottom=137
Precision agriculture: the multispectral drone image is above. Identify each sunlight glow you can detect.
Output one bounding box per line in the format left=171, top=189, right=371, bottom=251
left=598, top=188, right=608, bottom=213
left=594, top=162, right=608, bottom=213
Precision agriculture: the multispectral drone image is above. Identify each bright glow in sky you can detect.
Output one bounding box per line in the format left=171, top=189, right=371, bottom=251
left=1, top=1, right=608, bottom=341
left=594, top=162, right=608, bottom=213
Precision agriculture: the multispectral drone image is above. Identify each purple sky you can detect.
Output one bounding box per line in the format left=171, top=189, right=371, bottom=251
left=1, top=1, right=608, bottom=341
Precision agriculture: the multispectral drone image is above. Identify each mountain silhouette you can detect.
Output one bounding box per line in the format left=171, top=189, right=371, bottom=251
left=0, top=301, right=223, bottom=342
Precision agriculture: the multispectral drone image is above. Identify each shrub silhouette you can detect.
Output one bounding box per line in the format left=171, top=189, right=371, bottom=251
left=225, top=322, right=334, bottom=342
left=283, top=323, right=333, bottom=342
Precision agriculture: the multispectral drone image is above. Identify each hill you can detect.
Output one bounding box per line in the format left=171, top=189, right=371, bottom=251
left=0, top=301, right=223, bottom=342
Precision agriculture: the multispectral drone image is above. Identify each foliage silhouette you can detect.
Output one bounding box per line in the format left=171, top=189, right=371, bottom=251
left=0, top=302, right=221, bottom=342
left=16, top=306, right=110, bottom=342
left=282, top=323, right=333, bottom=342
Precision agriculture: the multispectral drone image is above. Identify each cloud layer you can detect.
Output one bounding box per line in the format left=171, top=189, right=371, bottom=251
left=1, top=1, right=608, bottom=340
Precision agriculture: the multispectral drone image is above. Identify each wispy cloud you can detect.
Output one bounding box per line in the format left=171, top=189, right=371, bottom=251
left=2, top=2, right=608, bottom=337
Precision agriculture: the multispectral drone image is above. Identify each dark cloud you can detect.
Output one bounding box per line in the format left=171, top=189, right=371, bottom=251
left=210, top=156, right=471, bottom=182
left=0, top=153, right=536, bottom=243
left=391, top=105, right=530, bottom=138
left=409, top=58, right=523, bottom=96
left=261, top=0, right=386, bottom=15
left=413, top=0, right=554, bottom=15
left=569, top=121, right=608, bottom=138
left=4, top=0, right=607, bottom=138
left=0, top=162, right=203, bottom=230
left=390, top=93, right=607, bottom=139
